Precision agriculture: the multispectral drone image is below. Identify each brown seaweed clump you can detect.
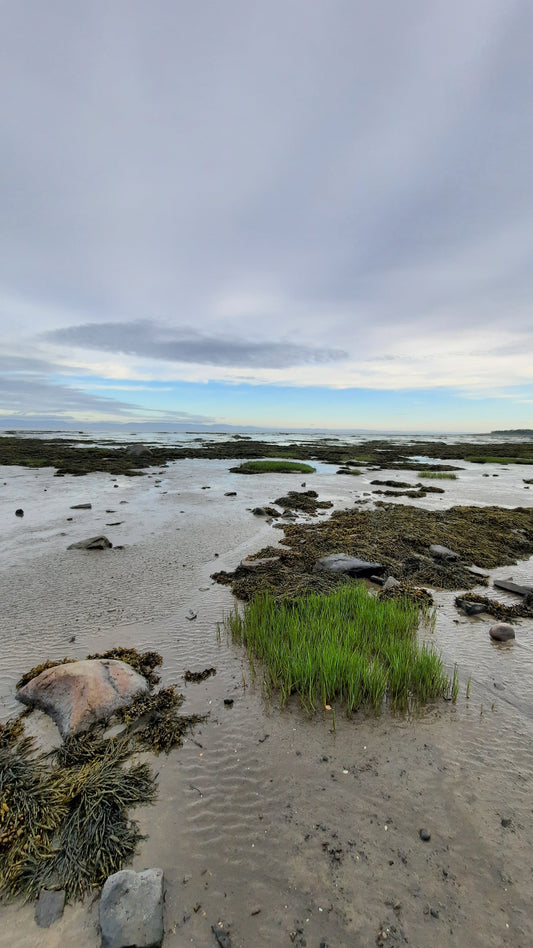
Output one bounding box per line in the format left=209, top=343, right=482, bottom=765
left=213, top=504, right=533, bottom=600
left=116, top=687, right=206, bottom=754
left=86, top=647, right=163, bottom=688
left=454, top=593, right=533, bottom=622
left=273, top=490, right=334, bottom=516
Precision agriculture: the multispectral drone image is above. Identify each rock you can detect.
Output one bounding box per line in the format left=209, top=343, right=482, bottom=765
left=429, top=544, right=458, bottom=562
left=212, top=926, right=233, bottom=948
left=281, top=510, right=297, bottom=519
left=99, top=868, right=164, bottom=948
left=125, top=444, right=152, bottom=457
left=186, top=609, right=197, bottom=620
left=489, top=623, right=515, bottom=642
left=15, top=508, right=24, bottom=517
left=382, top=576, right=401, bottom=592
left=67, top=535, right=112, bottom=550
left=224, top=491, right=237, bottom=496
left=70, top=503, right=92, bottom=509
left=35, top=889, right=66, bottom=928
left=314, top=554, right=385, bottom=578
left=251, top=507, right=267, bottom=516
left=16, top=659, right=149, bottom=737
left=493, top=579, right=533, bottom=596
left=224, top=698, right=234, bottom=706
left=419, top=828, right=431, bottom=842
left=456, top=598, right=486, bottom=616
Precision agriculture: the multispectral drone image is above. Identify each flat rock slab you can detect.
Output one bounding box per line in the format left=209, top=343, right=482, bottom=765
left=314, top=554, right=385, bottom=578
left=16, top=659, right=148, bottom=737
left=67, top=535, right=112, bottom=550
left=99, top=868, right=164, bottom=948
left=493, top=579, right=533, bottom=596
left=489, top=623, right=516, bottom=642
left=35, top=889, right=66, bottom=928
left=429, top=544, right=458, bottom=562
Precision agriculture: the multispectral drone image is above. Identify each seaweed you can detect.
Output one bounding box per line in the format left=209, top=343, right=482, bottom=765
left=17, top=658, right=75, bottom=690
left=453, top=593, right=533, bottom=621
left=86, top=647, right=163, bottom=688
left=116, top=687, right=206, bottom=754
left=273, top=490, right=333, bottom=516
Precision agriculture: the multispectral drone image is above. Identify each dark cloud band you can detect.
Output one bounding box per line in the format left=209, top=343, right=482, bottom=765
left=45, top=320, right=348, bottom=368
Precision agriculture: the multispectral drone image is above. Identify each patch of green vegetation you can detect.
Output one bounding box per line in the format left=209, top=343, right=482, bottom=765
left=336, top=467, right=362, bottom=475
left=466, top=456, right=533, bottom=465
left=418, top=471, right=457, bottom=480
left=230, top=460, right=316, bottom=474
left=226, top=586, right=451, bottom=714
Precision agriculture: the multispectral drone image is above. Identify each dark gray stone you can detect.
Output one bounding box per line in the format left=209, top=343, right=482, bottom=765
left=314, top=554, right=385, bottom=578
left=419, top=828, right=431, bottom=842
left=99, top=868, right=164, bottom=948
left=70, top=503, right=92, bottom=509
left=15, top=508, right=24, bottom=517
left=456, top=598, right=486, bottom=616
left=429, top=544, right=458, bottom=562
left=489, top=623, right=515, bottom=642
left=251, top=507, right=267, bottom=516
left=67, top=535, right=112, bottom=550
left=35, top=889, right=65, bottom=928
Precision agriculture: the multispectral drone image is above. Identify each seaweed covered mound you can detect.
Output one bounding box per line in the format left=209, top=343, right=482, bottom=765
left=213, top=504, right=533, bottom=600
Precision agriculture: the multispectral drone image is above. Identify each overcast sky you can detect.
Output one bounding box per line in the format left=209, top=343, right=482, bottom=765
left=1, top=0, right=532, bottom=431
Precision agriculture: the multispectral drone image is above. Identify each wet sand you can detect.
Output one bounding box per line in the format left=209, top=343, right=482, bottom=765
left=0, top=455, right=532, bottom=947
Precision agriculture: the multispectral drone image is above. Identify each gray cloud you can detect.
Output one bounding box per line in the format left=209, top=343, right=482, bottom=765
left=45, top=321, right=347, bottom=368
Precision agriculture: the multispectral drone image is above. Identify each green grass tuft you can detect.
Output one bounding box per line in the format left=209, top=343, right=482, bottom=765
left=230, top=460, right=316, bottom=474
left=226, top=585, right=451, bottom=714
left=418, top=471, right=457, bottom=480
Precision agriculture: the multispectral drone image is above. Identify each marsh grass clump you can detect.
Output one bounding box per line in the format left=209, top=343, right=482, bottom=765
left=230, top=460, right=316, bottom=475
left=226, top=585, right=451, bottom=714
left=418, top=471, right=457, bottom=480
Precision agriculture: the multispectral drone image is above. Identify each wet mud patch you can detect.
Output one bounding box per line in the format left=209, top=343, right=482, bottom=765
left=213, top=504, right=533, bottom=600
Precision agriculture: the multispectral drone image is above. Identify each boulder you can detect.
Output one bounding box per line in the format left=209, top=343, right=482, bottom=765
left=16, top=659, right=148, bottom=737
left=314, top=554, right=385, bottom=578
left=489, top=623, right=515, bottom=642
left=429, top=544, right=458, bottom=562
left=382, top=576, right=401, bottom=592
left=99, top=868, right=164, bottom=948
left=68, top=535, right=112, bottom=550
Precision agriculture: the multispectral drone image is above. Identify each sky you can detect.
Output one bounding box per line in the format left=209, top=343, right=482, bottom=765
left=1, top=0, right=533, bottom=433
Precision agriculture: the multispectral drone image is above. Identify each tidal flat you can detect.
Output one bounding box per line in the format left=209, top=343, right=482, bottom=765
left=0, top=432, right=532, bottom=947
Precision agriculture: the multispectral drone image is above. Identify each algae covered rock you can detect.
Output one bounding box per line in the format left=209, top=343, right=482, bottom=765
left=99, top=868, right=164, bottom=948
left=314, top=553, right=385, bottom=578
left=16, top=659, right=149, bottom=737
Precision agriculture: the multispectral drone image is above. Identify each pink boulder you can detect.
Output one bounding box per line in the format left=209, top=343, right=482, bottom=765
left=16, top=659, right=148, bottom=737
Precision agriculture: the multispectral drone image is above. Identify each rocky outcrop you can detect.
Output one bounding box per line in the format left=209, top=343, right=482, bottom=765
left=99, top=868, right=164, bottom=948
left=16, top=659, right=148, bottom=737
left=314, top=554, right=385, bottom=578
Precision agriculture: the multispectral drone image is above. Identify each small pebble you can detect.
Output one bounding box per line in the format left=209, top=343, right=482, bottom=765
left=224, top=698, right=234, bottom=707
left=419, top=828, right=431, bottom=842
left=15, top=508, right=24, bottom=517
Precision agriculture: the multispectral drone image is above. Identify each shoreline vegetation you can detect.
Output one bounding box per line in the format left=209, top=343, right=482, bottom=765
left=1, top=433, right=533, bottom=476
left=225, top=586, right=453, bottom=714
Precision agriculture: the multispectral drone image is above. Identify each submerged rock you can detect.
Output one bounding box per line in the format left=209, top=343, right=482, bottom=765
left=67, top=535, right=112, bottom=550
left=16, top=659, right=149, bottom=737
left=99, top=868, right=164, bottom=948
left=314, top=553, right=385, bottom=578
left=489, top=623, right=515, bottom=642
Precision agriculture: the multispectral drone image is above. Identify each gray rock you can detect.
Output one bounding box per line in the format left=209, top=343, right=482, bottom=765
left=314, top=554, right=385, bottom=578
left=35, top=889, right=65, bottom=928
left=240, top=556, right=280, bottom=570
left=125, top=444, right=152, bottom=457
left=489, top=623, right=515, bottom=642
left=251, top=507, right=267, bottom=516
left=67, top=535, right=112, bottom=550
left=429, top=544, right=458, bottom=562
left=15, top=508, right=24, bottom=517
left=456, top=598, right=486, bottom=616
left=99, top=868, right=164, bottom=948
left=17, top=659, right=149, bottom=737
left=382, top=576, right=401, bottom=592
left=70, top=503, right=92, bottom=509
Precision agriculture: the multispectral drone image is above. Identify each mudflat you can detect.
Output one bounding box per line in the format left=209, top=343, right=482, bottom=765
left=0, top=436, right=532, bottom=947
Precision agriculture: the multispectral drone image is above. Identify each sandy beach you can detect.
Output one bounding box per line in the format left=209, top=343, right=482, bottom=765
left=1, top=449, right=532, bottom=947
